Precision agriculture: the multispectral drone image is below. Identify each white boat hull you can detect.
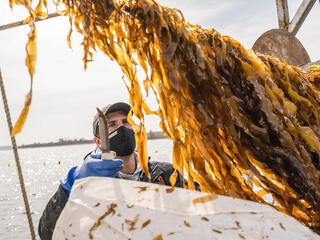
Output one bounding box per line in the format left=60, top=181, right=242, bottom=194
left=53, top=177, right=320, bottom=240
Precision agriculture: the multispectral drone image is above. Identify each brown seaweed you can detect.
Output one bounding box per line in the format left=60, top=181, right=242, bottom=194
left=11, top=0, right=320, bottom=233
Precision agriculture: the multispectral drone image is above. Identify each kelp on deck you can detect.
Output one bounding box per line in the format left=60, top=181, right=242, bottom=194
left=10, top=0, right=320, bottom=233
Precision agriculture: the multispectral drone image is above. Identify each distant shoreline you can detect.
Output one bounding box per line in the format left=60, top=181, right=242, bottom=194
left=0, top=131, right=167, bottom=150
left=19, top=139, right=94, bottom=149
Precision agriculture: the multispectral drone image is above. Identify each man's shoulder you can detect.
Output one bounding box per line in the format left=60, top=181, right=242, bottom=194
left=147, top=161, right=184, bottom=187
left=148, top=161, right=174, bottom=173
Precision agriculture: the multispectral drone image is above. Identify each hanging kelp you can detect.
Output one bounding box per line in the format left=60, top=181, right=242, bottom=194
left=8, top=0, right=50, bottom=136
left=9, top=0, right=320, bottom=233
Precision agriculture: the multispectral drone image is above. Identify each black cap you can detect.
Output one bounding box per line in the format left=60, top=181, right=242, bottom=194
left=93, top=102, right=131, bottom=137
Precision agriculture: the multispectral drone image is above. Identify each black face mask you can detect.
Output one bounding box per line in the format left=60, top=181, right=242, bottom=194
left=109, top=126, right=136, bottom=156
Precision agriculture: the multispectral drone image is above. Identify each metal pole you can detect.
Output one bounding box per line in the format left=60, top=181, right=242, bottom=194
left=288, top=0, right=317, bottom=35
left=0, top=12, right=61, bottom=32
left=0, top=69, right=36, bottom=240
left=276, top=0, right=290, bottom=30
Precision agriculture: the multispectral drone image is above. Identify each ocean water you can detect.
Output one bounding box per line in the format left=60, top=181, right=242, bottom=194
left=0, top=139, right=172, bottom=240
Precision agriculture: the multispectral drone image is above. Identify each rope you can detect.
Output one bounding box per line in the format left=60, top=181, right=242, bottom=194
left=0, top=12, right=61, bottom=32
left=0, top=69, right=36, bottom=240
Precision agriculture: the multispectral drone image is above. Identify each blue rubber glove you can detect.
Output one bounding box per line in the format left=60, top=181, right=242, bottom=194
left=61, top=153, right=123, bottom=195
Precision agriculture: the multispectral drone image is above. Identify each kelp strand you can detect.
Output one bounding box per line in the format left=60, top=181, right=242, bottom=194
left=9, top=0, right=320, bottom=233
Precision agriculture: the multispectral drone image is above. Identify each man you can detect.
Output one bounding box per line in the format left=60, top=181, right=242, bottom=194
left=38, top=102, right=184, bottom=240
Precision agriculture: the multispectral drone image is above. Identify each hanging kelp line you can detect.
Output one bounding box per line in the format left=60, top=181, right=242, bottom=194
left=8, top=0, right=320, bottom=234
left=0, top=70, right=36, bottom=240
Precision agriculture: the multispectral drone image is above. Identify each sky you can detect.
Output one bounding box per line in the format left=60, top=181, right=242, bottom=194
left=0, top=0, right=320, bottom=146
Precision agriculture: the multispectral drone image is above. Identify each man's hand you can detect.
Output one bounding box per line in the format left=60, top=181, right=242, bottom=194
left=74, top=154, right=123, bottom=179
left=61, top=153, right=123, bottom=195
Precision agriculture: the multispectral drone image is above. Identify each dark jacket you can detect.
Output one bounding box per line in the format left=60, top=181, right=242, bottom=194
left=38, top=161, right=184, bottom=240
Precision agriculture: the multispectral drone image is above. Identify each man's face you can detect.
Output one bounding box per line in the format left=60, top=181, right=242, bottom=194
left=106, top=111, right=133, bottom=133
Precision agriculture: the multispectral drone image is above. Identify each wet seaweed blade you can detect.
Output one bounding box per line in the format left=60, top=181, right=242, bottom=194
left=6, top=0, right=320, bottom=233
